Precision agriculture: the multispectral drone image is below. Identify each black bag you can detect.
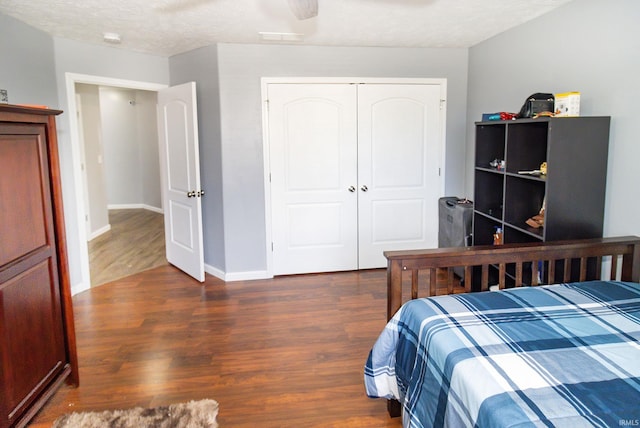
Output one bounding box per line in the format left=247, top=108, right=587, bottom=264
left=517, top=93, right=554, bottom=118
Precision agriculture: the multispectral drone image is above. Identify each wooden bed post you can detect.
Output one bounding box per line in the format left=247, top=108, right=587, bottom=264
left=387, top=258, right=403, bottom=321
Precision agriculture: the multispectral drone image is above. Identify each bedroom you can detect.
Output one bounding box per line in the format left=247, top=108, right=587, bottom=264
left=1, top=0, right=639, bottom=293
left=1, top=0, right=639, bottom=426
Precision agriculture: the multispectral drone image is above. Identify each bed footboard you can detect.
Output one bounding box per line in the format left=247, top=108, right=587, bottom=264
left=385, top=236, right=640, bottom=322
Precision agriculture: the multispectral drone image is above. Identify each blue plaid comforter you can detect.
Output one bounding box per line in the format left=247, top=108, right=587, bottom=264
left=364, top=281, right=640, bottom=427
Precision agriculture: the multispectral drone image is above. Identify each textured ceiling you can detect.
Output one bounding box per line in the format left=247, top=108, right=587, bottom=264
left=0, top=0, right=573, bottom=57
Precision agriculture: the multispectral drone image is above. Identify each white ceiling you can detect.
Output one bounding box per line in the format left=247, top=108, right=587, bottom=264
left=0, top=0, right=573, bottom=57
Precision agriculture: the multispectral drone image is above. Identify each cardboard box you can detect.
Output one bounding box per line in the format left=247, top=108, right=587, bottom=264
left=554, top=92, right=580, bottom=117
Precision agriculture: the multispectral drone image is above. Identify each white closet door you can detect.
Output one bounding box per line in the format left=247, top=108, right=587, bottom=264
left=268, top=84, right=358, bottom=275
left=357, top=84, right=443, bottom=269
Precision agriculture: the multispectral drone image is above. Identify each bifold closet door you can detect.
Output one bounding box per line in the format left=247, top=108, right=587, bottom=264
left=269, top=84, right=359, bottom=275
left=357, top=84, right=442, bottom=268
left=268, top=82, right=443, bottom=275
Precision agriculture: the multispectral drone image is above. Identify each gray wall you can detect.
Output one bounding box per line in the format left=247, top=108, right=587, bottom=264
left=466, top=0, right=640, bottom=238
left=0, top=14, right=57, bottom=107
left=216, top=43, right=469, bottom=275
left=136, top=90, right=162, bottom=209
left=169, top=45, right=226, bottom=273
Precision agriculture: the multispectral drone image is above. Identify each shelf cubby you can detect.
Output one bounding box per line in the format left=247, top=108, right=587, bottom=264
left=473, top=169, right=503, bottom=220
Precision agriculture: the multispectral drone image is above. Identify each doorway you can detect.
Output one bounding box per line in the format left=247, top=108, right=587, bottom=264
left=75, top=83, right=165, bottom=286
left=65, top=73, right=169, bottom=291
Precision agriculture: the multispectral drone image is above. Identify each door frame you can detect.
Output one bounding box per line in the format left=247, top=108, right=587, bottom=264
left=261, top=77, right=447, bottom=278
left=64, top=73, right=168, bottom=294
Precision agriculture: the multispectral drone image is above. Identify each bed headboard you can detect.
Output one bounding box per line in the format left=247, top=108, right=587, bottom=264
left=384, top=236, right=640, bottom=321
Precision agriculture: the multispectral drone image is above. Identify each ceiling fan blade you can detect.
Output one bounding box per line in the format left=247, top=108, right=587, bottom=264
left=287, top=0, right=318, bottom=20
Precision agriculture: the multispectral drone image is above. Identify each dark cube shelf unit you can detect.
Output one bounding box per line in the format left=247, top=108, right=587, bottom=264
left=472, top=116, right=611, bottom=285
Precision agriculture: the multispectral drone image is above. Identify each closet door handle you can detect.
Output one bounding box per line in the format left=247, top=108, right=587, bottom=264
left=361, top=185, right=368, bottom=192
left=348, top=186, right=356, bottom=193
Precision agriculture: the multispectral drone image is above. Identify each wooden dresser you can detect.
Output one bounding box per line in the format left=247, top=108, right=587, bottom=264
left=0, top=104, right=78, bottom=428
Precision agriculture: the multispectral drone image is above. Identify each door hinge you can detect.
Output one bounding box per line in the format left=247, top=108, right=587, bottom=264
left=440, top=99, right=446, bottom=110
left=271, top=242, right=274, bottom=251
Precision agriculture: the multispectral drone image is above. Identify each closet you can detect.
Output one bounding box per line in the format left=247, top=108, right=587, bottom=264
left=0, top=105, right=78, bottom=428
left=266, top=80, right=445, bottom=275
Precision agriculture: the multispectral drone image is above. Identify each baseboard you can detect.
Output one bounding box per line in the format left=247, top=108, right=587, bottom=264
left=88, top=224, right=111, bottom=241
left=142, top=204, right=163, bottom=214
left=204, top=264, right=271, bottom=282
left=107, top=204, right=163, bottom=213
left=204, top=264, right=225, bottom=281
left=71, top=281, right=90, bottom=296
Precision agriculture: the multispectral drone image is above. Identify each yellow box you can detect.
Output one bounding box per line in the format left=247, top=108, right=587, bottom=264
left=554, top=92, right=580, bottom=117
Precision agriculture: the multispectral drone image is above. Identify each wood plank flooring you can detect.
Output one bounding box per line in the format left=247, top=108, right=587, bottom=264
left=88, top=209, right=166, bottom=287
left=29, top=267, right=404, bottom=427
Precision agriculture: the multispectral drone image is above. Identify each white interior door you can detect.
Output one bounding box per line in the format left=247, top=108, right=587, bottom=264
left=157, top=82, right=205, bottom=282
left=268, top=84, right=358, bottom=275
left=357, top=84, right=443, bottom=268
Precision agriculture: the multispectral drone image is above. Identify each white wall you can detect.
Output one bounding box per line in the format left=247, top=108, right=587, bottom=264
left=98, top=87, right=161, bottom=210
left=100, top=87, right=140, bottom=206
left=216, top=43, right=469, bottom=276
left=76, top=83, right=109, bottom=238
left=466, top=0, right=640, bottom=239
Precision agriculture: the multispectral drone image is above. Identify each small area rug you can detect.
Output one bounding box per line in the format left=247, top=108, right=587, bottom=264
left=52, top=399, right=218, bottom=428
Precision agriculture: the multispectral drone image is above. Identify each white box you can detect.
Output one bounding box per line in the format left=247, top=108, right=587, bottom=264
left=554, top=92, right=580, bottom=117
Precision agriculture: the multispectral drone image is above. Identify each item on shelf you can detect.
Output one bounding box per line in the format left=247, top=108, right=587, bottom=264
left=526, top=213, right=545, bottom=229
left=555, top=92, right=581, bottom=117
left=532, top=111, right=555, bottom=118
left=518, top=162, right=547, bottom=176
left=518, top=169, right=542, bottom=176
left=489, top=158, right=505, bottom=170
left=526, top=198, right=546, bottom=229
left=493, top=227, right=504, bottom=245
left=517, top=93, right=555, bottom=119
left=482, top=112, right=518, bottom=121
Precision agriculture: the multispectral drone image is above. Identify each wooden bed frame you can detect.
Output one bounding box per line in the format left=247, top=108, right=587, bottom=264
left=382, top=235, right=640, bottom=417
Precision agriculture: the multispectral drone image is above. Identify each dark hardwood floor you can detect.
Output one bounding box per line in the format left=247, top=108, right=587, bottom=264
left=29, top=266, right=404, bottom=427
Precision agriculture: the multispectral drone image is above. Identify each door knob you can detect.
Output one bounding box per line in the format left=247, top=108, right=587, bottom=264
left=348, top=186, right=356, bottom=192
left=361, top=185, right=368, bottom=192
left=187, top=191, right=196, bottom=198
